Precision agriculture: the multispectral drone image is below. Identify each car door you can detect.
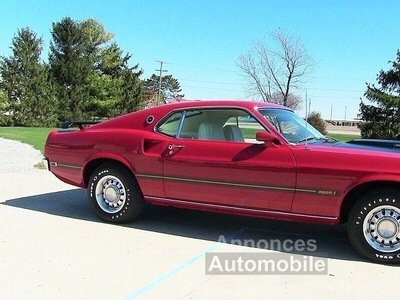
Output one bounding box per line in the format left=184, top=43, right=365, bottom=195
left=160, top=108, right=296, bottom=212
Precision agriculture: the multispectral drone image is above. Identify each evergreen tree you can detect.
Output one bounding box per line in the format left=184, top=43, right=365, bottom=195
left=90, top=43, right=144, bottom=117
left=49, top=17, right=144, bottom=120
left=0, top=88, right=11, bottom=126
left=118, top=63, right=144, bottom=115
left=359, top=50, right=400, bottom=139
left=144, top=74, right=184, bottom=106
left=49, top=17, right=94, bottom=121
left=0, top=28, right=57, bottom=126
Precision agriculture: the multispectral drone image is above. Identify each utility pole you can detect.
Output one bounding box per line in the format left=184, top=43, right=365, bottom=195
left=156, top=60, right=168, bottom=105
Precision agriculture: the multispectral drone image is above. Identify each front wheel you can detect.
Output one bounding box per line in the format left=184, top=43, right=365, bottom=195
left=88, top=163, right=144, bottom=223
left=348, top=189, right=400, bottom=264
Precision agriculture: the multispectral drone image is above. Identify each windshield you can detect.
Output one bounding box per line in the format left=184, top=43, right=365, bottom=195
left=258, top=108, right=325, bottom=144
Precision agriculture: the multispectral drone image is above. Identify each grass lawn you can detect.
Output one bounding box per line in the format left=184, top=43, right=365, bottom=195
left=0, top=127, right=57, bottom=153
left=241, top=127, right=360, bottom=142
left=328, top=133, right=360, bottom=142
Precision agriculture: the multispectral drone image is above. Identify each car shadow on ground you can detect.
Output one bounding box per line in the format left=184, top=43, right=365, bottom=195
left=3, top=188, right=361, bottom=263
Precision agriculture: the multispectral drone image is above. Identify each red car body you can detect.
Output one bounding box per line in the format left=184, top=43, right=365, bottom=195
left=44, top=100, right=400, bottom=263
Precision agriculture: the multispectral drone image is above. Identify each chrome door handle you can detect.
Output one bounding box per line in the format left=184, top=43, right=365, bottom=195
left=168, top=144, right=185, bottom=150
left=168, top=144, right=185, bottom=154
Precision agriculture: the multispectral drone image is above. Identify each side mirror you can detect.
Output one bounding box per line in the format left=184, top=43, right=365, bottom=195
left=256, top=131, right=282, bottom=147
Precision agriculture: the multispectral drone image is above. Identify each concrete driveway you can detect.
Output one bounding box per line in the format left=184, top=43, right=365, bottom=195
left=1, top=168, right=399, bottom=300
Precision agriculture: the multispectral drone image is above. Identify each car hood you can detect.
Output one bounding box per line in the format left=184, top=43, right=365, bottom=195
left=331, top=139, right=400, bottom=153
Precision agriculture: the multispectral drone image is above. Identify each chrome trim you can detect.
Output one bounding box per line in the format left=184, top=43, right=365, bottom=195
left=153, top=105, right=274, bottom=140
left=363, top=205, right=400, bottom=253
left=145, top=196, right=338, bottom=221
left=95, top=175, right=127, bottom=214
left=49, top=161, right=83, bottom=170
left=137, top=173, right=297, bottom=192
left=146, top=115, right=155, bottom=124
left=136, top=173, right=340, bottom=196
left=176, top=110, right=186, bottom=138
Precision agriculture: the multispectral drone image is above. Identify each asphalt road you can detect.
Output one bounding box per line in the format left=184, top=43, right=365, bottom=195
left=1, top=168, right=399, bottom=300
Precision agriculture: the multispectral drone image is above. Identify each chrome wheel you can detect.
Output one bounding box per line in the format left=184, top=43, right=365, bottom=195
left=95, top=175, right=126, bottom=214
left=363, top=205, right=400, bottom=252
left=88, top=163, right=144, bottom=223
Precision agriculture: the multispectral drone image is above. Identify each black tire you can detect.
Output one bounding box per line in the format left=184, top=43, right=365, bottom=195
left=348, top=189, right=400, bottom=264
left=88, top=163, right=144, bottom=223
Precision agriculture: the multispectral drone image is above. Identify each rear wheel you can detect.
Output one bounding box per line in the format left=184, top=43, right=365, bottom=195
left=88, top=163, right=144, bottom=223
left=348, top=189, right=400, bottom=264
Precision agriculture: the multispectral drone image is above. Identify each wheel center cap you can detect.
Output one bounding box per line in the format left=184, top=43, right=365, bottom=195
left=377, top=219, right=397, bottom=239
left=104, top=186, right=119, bottom=203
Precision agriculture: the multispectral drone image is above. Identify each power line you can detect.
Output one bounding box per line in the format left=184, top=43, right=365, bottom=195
left=153, top=60, right=369, bottom=100
left=168, top=62, right=236, bottom=73
left=168, top=61, right=371, bottom=82
left=184, top=84, right=243, bottom=93
left=180, top=78, right=365, bottom=95
left=180, top=78, right=240, bottom=86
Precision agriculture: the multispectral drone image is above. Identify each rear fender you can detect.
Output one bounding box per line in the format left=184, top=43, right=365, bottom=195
left=82, top=152, right=136, bottom=187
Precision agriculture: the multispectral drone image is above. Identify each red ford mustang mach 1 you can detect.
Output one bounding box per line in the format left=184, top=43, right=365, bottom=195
left=44, top=100, right=400, bottom=264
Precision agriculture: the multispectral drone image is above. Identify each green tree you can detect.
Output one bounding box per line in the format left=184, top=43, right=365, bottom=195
left=118, top=63, right=145, bottom=114
left=358, top=50, right=400, bottom=139
left=0, top=28, right=57, bottom=126
left=144, top=74, right=184, bottom=106
left=91, top=43, right=144, bottom=117
left=81, top=19, right=124, bottom=117
left=0, top=88, right=11, bottom=126
left=49, top=17, right=144, bottom=120
left=307, top=111, right=327, bottom=135
left=49, top=17, right=95, bottom=121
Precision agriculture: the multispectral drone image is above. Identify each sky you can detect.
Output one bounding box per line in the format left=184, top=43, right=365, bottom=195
left=1, top=0, right=399, bottom=120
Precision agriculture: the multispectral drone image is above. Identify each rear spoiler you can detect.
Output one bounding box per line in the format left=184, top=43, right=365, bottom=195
left=61, top=121, right=101, bottom=130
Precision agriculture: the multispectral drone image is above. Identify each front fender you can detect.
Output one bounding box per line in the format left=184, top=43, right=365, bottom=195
left=343, top=173, right=400, bottom=196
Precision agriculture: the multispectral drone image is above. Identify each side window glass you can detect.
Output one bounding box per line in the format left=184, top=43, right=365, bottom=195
left=225, top=115, right=266, bottom=143
left=179, top=110, right=203, bottom=139
left=158, top=108, right=267, bottom=143
left=157, top=112, right=182, bottom=137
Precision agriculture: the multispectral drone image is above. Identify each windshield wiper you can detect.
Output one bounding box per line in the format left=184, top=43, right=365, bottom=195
left=316, top=136, right=339, bottom=142
left=298, top=136, right=315, bottom=143
left=298, top=136, right=339, bottom=144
